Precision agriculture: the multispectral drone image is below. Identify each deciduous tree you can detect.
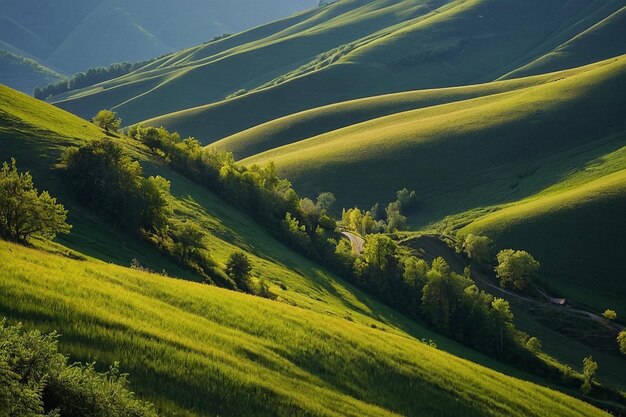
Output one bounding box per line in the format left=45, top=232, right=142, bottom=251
left=0, top=159, right=71, bottom=242
left=226, top=251, right=253, bottom=291
left=92, top=109, right=121, bottom=132
left=495, top=249, right=540, bottom=290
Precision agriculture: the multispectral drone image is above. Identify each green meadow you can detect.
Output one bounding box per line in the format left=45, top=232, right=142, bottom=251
left=2, top=0, right=626, bottom=415
left=0, top=239, right=611, bottom=417
left=2, top=84, right=617, bottom=417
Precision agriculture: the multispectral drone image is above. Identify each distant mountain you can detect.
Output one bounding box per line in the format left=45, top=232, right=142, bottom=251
left=0, top=0, right=317, bottom=77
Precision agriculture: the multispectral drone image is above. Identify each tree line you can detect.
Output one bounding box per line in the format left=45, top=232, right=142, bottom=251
left=34, top=59, right=157, bottom=100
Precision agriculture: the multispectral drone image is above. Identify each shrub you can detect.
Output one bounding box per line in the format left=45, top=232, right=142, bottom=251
left=0, top=320, right=157, bottom=417
left=462, top=234, right=492, bottom=267
left=0, top=158, right=71, bottom=242
left=526, top=337, right=542, bottom=354
left=602, top=309, right=617, bottom=321
left=92, top=110, right=121, bottom=132
left=225, top=252, right=253, bottom=292
left=581, top=356, right=598, bottom=395
left=395, top=188, right=418, bottom=214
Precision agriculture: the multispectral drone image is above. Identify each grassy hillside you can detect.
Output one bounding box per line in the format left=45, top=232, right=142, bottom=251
left=0, top=0, right=316, bottom=74
left=58, top=0, right=625, bottom=143
left=501, top=6, right=626, bottom=80
left=242, top=57, right=626, bottom=219
left=1, top=240, right=612, bottom=417
left=0, top=48, right=65, bottom=94
left=2, top=81, right=617, bottom=416
left=211, top=69, right=577, bottom=159
left=462, top=168, right=626, bottom=317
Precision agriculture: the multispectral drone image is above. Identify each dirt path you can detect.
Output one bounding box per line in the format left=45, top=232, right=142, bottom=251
left=341, top=231, right=365, bottom=255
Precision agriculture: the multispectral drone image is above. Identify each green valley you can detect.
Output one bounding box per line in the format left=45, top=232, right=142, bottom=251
left=2, top=0, right=625, bottom=416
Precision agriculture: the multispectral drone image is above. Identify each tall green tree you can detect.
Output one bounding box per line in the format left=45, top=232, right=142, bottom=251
left=315, top=192, right=336, bottom=213
left=495, top=249, right=540, bottom=290
left=0, top=159, right=71, bottom=242
left=385, top=202, right=407, bottom=232
left=421, top=258, right=471, bottom=333
left=491, top=298, right=514, bottom=356
left=361, top=234, right=398, bottom=280
left=581, top=356, right=598, bottom=395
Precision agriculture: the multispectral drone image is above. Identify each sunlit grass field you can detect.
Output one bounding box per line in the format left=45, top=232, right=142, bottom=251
left=0, top=240, right=611, bottom=417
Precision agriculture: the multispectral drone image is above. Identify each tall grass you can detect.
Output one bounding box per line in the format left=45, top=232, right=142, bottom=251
left=0, top=240, right=609, bottom=417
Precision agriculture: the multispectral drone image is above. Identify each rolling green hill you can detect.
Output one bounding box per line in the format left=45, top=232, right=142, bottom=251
left=2, top=81, right=616, bottom=416
left=0, top=0, right=316, bottom=75
left=232, top=56, right=626, bottom=321
left=210, top=68, right=580, bottom=160
left=54, top=0, right=626, bottom=140
left=1, top=239, right=612, bottom=417
left=501, top=6, right=626, bottom=80
left=241, top=56, right=626, bottom=219
left=462, top=165, right=626, bottom=317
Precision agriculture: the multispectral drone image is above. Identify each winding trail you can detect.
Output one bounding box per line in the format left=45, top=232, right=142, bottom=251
left=341, top=231, right=365, bottom=255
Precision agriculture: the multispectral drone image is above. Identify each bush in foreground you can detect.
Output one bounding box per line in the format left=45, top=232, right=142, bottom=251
left=0, top=320, right=157, bottom=417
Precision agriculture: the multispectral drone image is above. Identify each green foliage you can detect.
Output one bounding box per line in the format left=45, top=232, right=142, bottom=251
left=92, top=110, right=121, bottom=132
left=61, top=138, right=171, bottom=234
left=394, top=188, right=418, bottom=214
left=618, top=331, right=626, bottom=355
left=421, top=258, right=472, bottom=334
left=385, top=202, right=407, bottom=232
left=316, top=192, right=336, bottom=213
left=0, top=158, right=71, bottom=242
left=129, top=125, right=337, bottom=265
left=359, top=234, right=398, bottom=280
left=495, top=250, right=540, bottom=290
left=581, top=356, right=598, bottom=395
left=491, top=298, right=514, bottom=356
left=225, top=89, right=247, bottom=100
left=463, top=234, right=492, bottom=267
left=402, top=257, right=429, bottom=291
left=602, top=309, right=617, bottom=321
left=353, top=245, right=527, bottom=360
left=226, top=251, right=253, bottom=291
left=0, top=320, right=157, bottom=417
left=526, top=337, right=542, bottom=354
left=171, top=221, right=205, bottom=262
left=35, top=60, right=157, bottom=100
